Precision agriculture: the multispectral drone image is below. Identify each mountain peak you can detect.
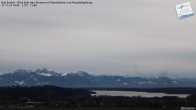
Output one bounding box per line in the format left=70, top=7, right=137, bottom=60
left=35, top=68, right=49, bottom=73
left=67, top=71, right=90, bottom=77
left=34, top=68, right=59, bottom=77
left=76, top=71, right=90, bottom=76
left=13, top=69, right=32, bottom=75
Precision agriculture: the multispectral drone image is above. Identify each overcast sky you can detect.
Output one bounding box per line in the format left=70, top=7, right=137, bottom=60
left=0, top=0, right=196, bottom=77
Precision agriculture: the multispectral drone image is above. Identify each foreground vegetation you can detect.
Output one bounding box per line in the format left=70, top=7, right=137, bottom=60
left=0, top=86, right=195, bottom=109
left=2, top=107, right=178, bottom=110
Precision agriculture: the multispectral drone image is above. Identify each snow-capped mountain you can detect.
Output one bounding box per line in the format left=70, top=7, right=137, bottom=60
left=0, top=68, right=196, bottom=88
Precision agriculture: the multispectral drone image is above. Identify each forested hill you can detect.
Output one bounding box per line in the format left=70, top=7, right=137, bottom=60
left=0, top=85, right=93, bottom=99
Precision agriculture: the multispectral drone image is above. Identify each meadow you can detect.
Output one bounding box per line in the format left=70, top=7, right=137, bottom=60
left=2, top=107, right=178, bottom=110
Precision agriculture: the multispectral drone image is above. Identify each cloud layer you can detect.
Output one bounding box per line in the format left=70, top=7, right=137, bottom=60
left=0, top=0, right=196, bottom=77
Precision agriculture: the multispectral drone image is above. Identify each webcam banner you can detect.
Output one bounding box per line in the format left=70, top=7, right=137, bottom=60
left=176, top=2, right=194, bottom=19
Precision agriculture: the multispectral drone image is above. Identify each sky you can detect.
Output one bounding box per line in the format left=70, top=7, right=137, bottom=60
left=0, top=0, right=196, bottom=77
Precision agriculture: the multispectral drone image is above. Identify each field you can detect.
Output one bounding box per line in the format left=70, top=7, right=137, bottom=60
left=2, top=107, right=178, bottom=110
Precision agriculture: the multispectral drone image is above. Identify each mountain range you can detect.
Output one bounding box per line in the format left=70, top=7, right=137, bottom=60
left=0, top=68, right=196, bottom=88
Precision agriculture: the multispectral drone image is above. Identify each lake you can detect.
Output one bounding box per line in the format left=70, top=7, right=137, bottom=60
left=91, top=90, right=189, bottom=98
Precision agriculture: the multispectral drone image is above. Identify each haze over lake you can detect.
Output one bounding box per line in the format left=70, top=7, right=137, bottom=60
left=91, top=90, right=189, bottom=98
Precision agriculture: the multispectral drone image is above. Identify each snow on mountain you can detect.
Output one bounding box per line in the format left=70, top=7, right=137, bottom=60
left=37, top=73, right=52, bottom=77
left=60, top=73, right=67, bottom=76
left=14, top=80, right=24, bottom=85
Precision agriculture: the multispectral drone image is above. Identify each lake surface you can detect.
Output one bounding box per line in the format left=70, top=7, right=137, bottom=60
left=91, top=90, right=189, bottom=98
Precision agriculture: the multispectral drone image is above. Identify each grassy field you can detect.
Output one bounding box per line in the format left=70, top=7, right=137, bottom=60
left=2, top=107, right=178, bottom=110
